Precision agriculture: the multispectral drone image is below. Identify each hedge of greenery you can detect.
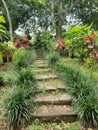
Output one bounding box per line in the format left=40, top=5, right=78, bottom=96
left=46, top=51, right=98, bottom=128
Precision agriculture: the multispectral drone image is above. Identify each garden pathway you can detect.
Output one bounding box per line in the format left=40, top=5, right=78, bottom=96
left=31, top=49, right=77, bottom=122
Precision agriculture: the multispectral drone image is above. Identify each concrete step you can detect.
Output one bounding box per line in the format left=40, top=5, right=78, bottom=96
left=32, top=105, right=77, bottom=122
left=36, top=74, right=58, bottom=80
left=34, top=93, right=72, bottom=105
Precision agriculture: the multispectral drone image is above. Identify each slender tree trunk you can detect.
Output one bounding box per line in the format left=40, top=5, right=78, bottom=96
left=2, top=0, right=13, bottom=42
left=55, top=20, right=61, bottom=40
left=51, top=0, right=54, bottom=22
left=55, top=0, right=62, bottom=40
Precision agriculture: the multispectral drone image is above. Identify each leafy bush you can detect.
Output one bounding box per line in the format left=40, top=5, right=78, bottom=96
left=61, top=25, right=93, bottom=60
left=4, top=88, right=30, bottom=130
left=46, top=51, right=60, bottom=63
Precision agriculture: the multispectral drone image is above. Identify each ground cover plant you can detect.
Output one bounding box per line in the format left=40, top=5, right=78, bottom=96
left=46, top=51, right=98, bottom=128
left=0, top=47, right=38, bottom=130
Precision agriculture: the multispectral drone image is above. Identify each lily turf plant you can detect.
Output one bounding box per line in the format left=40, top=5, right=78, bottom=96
left=46, top=51, right=98, bottom=128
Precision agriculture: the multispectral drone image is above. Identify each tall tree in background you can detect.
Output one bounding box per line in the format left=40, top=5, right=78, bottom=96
left=1, top=0, right=13, bottom=42
left=51, top=0, right=81, bottom=39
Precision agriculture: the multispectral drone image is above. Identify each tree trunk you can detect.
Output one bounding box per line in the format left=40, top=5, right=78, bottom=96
left=51, top=0, right=54, bottom=21
left=55, top=20, right=61, bottom=40
left=55, top=0, right=63, bottom=40
left=2, top=0, right=13, bottom=42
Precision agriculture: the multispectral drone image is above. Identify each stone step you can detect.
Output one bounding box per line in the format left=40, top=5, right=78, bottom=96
left=35, top=59, right=47, bottom=62
left=32, top=105, right=77, bottom=122
left=31, top=64, right=50, bottom=68
left=32, top=68, right=51, bottom=73
left=37, top=58, right=46, bottom=60
left=34, top=60, right=48, bottom=63
left=36, top=74, right=58, bottom=80
left=38, top=85, right=65, bottom=91
left=34, top=93, right=72, bottom=105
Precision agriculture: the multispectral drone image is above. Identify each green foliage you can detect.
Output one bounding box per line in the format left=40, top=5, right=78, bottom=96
left=0, top=42, right=15, bottom=62
left=74, top=90, right=98, bottom=127
left=0, top=16, right=9, bottom=42
left=15, top=55, right=28, bottom=70
left=46, top=51, right=60, bottom=63
left=62, top=25, right=92, bottom=60
left=35, top=33, right=52, bottom=49
left=16, top=68, right=37, bottom=89
left=13, top=48, right=36, bottom=70
left=47, top=51, right=98, bottom=127
left=4, top=88, right=30, bottom=130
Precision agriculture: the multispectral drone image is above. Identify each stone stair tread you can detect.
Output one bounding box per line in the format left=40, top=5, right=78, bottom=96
left=36, top=74, right=58, bottom=80
left=32, top=68, right=51, bottom=73
left=31, top=64, right=50, bottom=68
left=33, top=105, right=77, bottom=118
left=34, top=93, right=72, bottom=105
left=38, top=85, right=65, bottom=91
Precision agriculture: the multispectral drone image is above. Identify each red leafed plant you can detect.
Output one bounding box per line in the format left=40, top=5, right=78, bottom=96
left=84, top=30, right=97, bottom=44
left=56, top=39, right=65, bottom=48
left=83, top=30, right=98, bottom=61
left=14, top=37, right=29, bottom=49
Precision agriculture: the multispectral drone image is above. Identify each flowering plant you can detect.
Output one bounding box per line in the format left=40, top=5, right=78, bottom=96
left=14, top=37, right=29, bottom=49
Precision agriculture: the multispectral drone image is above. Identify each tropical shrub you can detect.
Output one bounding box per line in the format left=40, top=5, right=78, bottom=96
left=61, top=25, right=93, bottom=60
left=4, top=88, right=30, bottom=130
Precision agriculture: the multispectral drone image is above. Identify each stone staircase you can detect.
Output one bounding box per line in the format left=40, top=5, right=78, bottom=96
left=30, top=49, right=77, bottom=122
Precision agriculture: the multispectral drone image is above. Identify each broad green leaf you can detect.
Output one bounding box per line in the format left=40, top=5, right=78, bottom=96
left=0, top=16, right=5, bottom=24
